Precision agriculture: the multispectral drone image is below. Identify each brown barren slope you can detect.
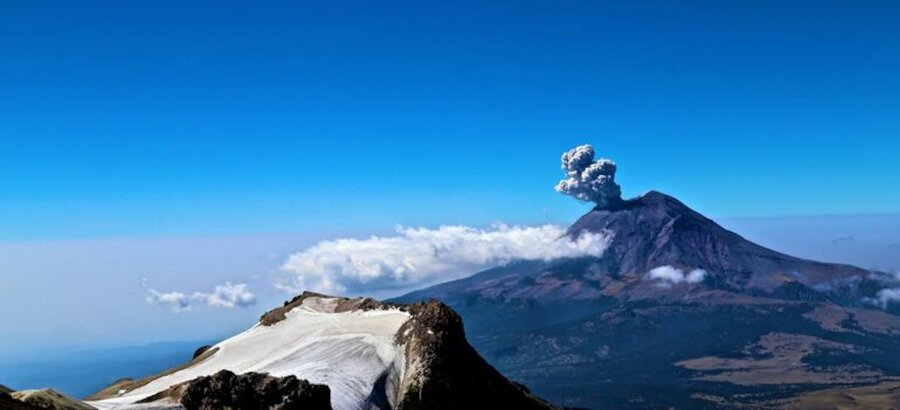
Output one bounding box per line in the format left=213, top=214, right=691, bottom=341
left=785, top=381, right=900, bottom=410
left=85, top=347, right=219, bottom=401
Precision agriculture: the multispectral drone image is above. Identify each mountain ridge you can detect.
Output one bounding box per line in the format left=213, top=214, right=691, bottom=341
left=88, top=293, right=557, bottom=410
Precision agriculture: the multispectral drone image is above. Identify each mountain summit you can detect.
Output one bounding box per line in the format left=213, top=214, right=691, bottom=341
left=88, top=293, right=556, bottom=410
left=399, top=191, right=900, bottom=409
left=569, top=190, right=873, bottom=293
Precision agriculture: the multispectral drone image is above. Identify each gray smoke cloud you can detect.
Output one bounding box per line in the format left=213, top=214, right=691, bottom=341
left=555, top=144, right=622, bottom=207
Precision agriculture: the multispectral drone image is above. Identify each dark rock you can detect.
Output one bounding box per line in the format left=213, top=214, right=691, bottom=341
left=258, top=294, right=556, bottom=409
left=178, top=370, right=331, bottom=410
left=394, top=300, right=556, bottom=410
left=0, top=392, right=41, bottom=410
left=259, top=291, right=406, bottom=326
left=191, top=345, right=212, bottom=360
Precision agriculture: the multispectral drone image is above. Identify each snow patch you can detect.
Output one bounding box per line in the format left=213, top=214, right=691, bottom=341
left=299, top=296, right=340, bottom=313
left=90, top=297, right=410, bottom=410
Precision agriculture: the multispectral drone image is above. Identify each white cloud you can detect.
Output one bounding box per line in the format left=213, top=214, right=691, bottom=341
left=280, top=224, right=612, bottom=294
left=195, top=282, right=257, bottom=308
left=145, top=288, right=192, bottom=312
left=874, top=288, right=900, bottom=308
left=647, top=265, right=707, bottom=287
left=867, top=271, right=900, bottom=308
left=144, top=280, right=256, bottom=312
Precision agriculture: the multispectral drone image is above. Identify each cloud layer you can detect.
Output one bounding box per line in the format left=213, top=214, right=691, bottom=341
left=867, top=271, right=900, bottom=308
left=647, top=265, right=707, bottom=286
left=555, top=144, right=622, bottom=207
left=874, top=288, right=900, bottom=307
left=145, top=280, right=256, bottom=312
left=280, top=224, right=612, bottom=294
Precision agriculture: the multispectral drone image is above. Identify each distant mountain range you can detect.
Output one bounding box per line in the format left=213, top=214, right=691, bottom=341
left=398, top=191, right=900, bottom=409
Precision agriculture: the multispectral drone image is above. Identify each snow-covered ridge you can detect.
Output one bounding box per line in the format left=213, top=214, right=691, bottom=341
left=90, top=296, right=411, bottom=410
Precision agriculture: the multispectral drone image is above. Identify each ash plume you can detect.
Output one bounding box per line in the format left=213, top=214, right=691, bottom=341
left=555, top=144, right=622, bottom=207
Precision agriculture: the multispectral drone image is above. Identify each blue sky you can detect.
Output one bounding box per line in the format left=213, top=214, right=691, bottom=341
left=2, top=0, right=899, bottom=240
left=1, top=1, right=899, bottom=359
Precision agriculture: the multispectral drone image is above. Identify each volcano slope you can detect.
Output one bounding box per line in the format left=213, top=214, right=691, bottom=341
left=87, top=293, right=556, bottom=410
left=398, top=191, right=900, bottom=409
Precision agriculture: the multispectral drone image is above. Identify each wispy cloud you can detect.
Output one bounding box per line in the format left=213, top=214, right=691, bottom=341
left=144, top=279, right=256, bottom=312
left=279, top=224, right=612, bottom=294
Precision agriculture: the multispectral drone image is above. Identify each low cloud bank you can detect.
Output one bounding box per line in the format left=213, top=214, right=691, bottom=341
left=867, top=271, right=900, bottom=308
left=280, top=224, right=612, bottom=295
left=145, top=280, right=256, bottom=312
left=874, top=288, right=900, bottom=307
left=647, top=265, right=707, bottom=286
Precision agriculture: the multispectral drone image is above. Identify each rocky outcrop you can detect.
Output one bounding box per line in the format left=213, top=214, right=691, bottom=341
left=394, top=300, right=556, bottom=410
left=10, top=389, right=96, bottom=410
left=257, top=294, right=557, bottom=409
left=259, top=291, right=403, bottom=326
left=172, top=370, right=331, bottom=410
left=0, top=392, right=42, bottom=410
left=0, top=383, right=95, bottom=410
left=191, top=345, right=212, bottom=360
left=259, top=295, right=556, bottom=409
